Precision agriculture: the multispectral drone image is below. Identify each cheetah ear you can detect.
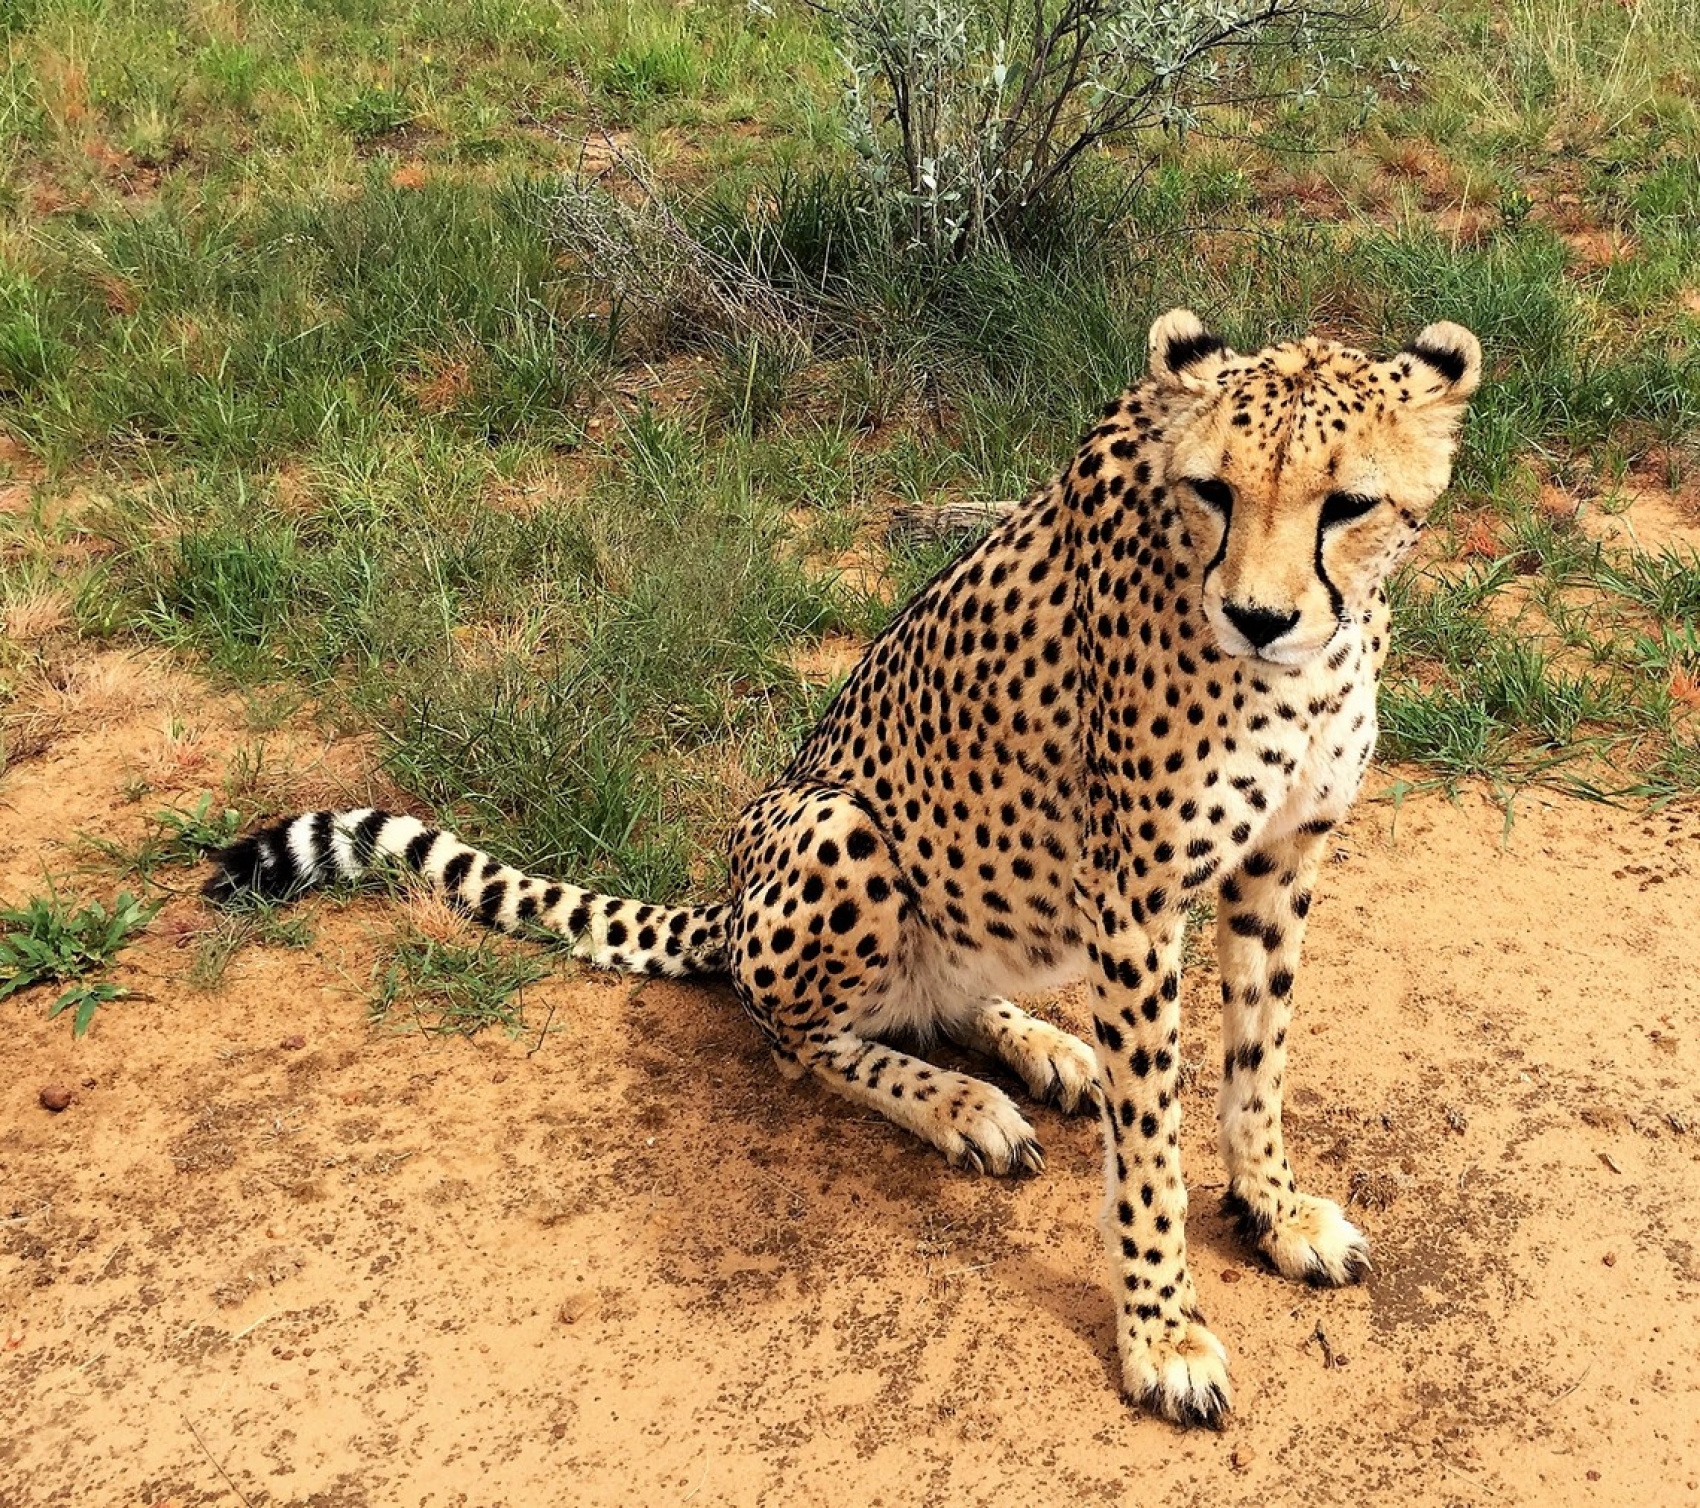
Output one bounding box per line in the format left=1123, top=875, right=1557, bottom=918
left=1148, top=308, right=1232, bottom=392
left=1401, top=321, right=1483, bottom=403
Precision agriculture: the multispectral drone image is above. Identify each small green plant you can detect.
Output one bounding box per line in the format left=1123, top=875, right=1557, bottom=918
left=83, top=793, right=247, bottom=882
left=371, top=930, right=548, bottom=1038
left=704, top=332, right=806, bottom=433
left=333, top=86, right=414, bottom=142
left=599, top=38, right=699, bottom=102
left=0, top=888, right=162, bottom=1036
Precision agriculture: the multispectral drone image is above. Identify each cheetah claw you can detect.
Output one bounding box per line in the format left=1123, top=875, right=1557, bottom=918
left=953, top=1134, right=1045, bottom=1177
left=1049, top=1062, right=1102, bottom=1114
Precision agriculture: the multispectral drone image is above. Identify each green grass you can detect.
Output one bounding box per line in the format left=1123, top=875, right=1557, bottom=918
left=81, top=793, right=248, bottom=884
left=370, top=926, right=549, bottom=1038
left=0, top=886, right=161, bottom=1034
left=0, top=0, right=1697, bottom=948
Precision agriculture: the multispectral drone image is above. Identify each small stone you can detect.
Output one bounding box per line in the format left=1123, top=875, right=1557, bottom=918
left=1231, top=1447, right=1255, bottom=1471
left=280, top=1034, right=306, bottom=1051
left=492, top=1071, right=509, bottom=1084
left=39, top=1085, right=73, bottom=1112
left=1220, top=1269, right=1241, bottom=1283
left=1602, top=1252, right=1617, bottom=1267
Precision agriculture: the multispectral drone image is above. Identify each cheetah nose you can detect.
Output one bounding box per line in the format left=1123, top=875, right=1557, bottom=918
left=1222, top=601, right=1300, bottom=650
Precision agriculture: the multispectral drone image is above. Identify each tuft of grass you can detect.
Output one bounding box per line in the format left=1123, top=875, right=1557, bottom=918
left=0, top=887, right=161, bottom=1035
left=370, top=929, right=548, bottom=1038
left=333, top=85, right=414, bottom=143
left=83, top=793, right=247, bottom=884
left=189, top=901, right=313, bottom=991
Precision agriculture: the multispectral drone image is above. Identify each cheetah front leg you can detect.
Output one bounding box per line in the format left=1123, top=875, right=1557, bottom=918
left=1087, top=896, right=1231, bottom=1427
left=1216, top=830, right=1369, bottom=1286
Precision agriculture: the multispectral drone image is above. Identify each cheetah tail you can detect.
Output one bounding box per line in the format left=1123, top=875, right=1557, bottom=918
left=203, top=808, right=728, bottom=978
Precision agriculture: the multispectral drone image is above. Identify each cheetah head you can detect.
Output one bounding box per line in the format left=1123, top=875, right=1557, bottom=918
left=1148, top=307, right=1482, bottom=668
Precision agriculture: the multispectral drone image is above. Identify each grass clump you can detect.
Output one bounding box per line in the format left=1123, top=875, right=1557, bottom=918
left=82, top=794, right=247, bottom=884
left=0, top=887, right=161, bottom=1035
left=188, top=901, right=314, bottom=992
left=371, top=928, right=548, bottom=1039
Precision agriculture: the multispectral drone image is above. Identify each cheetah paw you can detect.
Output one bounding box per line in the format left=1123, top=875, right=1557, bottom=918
left=1122, top=1320, right=1232, bottom=1428
left=1043, top=1031, right=1101, bottom=1114
left=1224, top=1186, right=1370, bottom=1287
left=1017, top=1026, right=1100, bottom=1114
left=941, top=1092, right=1045, bottom=1176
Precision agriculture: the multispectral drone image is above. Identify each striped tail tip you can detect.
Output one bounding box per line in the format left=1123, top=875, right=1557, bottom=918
left=204, top=808, right=401, bottom=905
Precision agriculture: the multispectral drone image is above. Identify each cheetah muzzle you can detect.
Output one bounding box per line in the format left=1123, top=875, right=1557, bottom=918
left=208, top=308, right=1483, bottom=1426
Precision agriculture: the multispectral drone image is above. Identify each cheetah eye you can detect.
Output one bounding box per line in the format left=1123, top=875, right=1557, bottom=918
left=1319, top=491, right=1382, bottom=529
left=1187, top=477, right=1233, bottom=515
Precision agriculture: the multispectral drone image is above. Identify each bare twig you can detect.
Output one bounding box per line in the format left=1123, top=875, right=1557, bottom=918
left=1548, top=1359, right=1594, bottom=1403
left=183, top=1414, right=255, bottom=1508
left=552, top=132, right=814, bottom=345
left=526, top=997, right=558, bottom=1058
left=1309, top=1321, right=1336, bottom=1368
left=231, top=1312, right=278, bottom=1341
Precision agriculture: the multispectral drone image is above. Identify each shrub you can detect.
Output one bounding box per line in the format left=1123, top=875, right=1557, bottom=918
left=800, top=0, right=1390, bottom=256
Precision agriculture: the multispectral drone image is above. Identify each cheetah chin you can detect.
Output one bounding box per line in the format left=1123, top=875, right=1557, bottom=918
left=207, top=307, right=1481, bottom=1426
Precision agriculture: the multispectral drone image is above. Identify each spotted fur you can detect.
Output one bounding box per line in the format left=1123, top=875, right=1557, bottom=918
left=208, top=309, right=1482, bottom=1426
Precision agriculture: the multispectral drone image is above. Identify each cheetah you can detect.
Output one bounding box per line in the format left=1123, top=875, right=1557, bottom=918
left=208, top=308, right=1483, bottom=1425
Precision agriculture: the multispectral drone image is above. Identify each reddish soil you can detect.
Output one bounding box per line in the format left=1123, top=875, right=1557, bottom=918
left=3, top=675, right=1699, bottom=1507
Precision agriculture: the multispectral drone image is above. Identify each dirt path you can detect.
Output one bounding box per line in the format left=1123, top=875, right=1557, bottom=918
left=3, top=692, right=1698, bottom=1507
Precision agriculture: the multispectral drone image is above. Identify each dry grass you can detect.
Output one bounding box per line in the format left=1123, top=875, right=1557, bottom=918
left=2, top=586, right=73, bottom=643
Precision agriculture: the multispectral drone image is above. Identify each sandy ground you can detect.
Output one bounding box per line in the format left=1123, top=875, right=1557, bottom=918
left=3, top=677, right=1699, bottom=1508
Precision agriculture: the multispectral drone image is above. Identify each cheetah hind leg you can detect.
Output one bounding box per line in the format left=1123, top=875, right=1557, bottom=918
left=799, top=1032, right=1047, bottom=1176
left=727, top=782, right=1043, bottom=1176
left=944, top=997, right=1100, bottom=1114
